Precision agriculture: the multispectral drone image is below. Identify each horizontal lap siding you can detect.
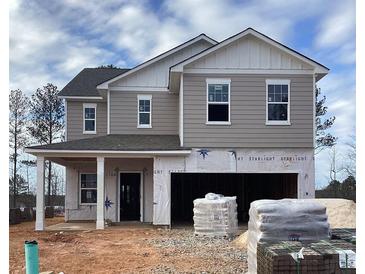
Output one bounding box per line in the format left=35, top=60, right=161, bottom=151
left=183, top=74, right=314, bottom=148
left=67, top=101, right=107, bottom=141
left=110, top=91, right=178, bottom=134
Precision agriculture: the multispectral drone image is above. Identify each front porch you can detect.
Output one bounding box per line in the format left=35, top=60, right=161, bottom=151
left=25, top=134, right=191, bottom=231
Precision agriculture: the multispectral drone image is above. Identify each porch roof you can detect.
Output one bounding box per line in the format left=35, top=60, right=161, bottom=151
left=25, top=134, right=188, bottom=153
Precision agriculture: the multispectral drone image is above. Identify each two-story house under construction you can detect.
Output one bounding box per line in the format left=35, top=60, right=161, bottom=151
left=26, top=28, right=329, bottom=230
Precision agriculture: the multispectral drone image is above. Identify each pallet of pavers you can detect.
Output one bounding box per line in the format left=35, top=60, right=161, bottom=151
left=257, top=239, right=356, bottom=274
left=331, top=228, right=356, bottom=244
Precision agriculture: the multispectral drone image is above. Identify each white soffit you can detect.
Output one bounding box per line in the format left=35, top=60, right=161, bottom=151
left=97, top=34, right=217, bottom=90
left=170, top=28, right=329, bottom=75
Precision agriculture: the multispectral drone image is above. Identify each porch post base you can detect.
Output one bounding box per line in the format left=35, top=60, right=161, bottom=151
left=96, top=220, right=105, bottom=230
left=35, top=221, right=44, bottom=231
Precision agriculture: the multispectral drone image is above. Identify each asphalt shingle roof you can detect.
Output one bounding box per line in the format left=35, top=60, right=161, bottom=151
left=27, top=135, right=187, bottom=151
left=59, top=68, right=130, bottom=97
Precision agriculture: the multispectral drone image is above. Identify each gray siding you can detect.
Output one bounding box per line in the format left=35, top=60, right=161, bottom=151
left=66, top=100, right=107, bottom=141
left=110, top=91, right=178, bottom=134
left=183, top=74, right=314, bottom=148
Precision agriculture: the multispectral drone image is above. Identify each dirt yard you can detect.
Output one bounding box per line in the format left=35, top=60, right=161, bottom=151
left=9, top=218, right=247, bottom=273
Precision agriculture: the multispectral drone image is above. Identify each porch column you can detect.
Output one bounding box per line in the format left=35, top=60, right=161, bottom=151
left=35, top=156, right=45, bottom=231
left=96, top=156, right=105, bottom=229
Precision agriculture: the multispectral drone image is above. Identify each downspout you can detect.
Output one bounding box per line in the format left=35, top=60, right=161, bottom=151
left=179, top=73, right=184, bottom=147
left=107, top=90, right=110, bottom=135
left=64, top=99, right=67, bottom=141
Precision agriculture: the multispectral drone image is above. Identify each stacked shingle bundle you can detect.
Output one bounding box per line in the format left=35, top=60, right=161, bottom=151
left=257, top=240, right=356, bottom=274
left=193, top=193, right=238, bottom=237
left=247, top=199, right=331, bottom=273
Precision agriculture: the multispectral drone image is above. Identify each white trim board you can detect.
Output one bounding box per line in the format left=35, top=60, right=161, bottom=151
left=171, top=28, right=329, bottom=75
left=25, top=149, right=192, bottom=156
left=59, top=96, right=104, bottom=100
left=109, top=86, right=169, bottom=92
left=97, top=34, right=217, bottom=89
left=183, top=68, right=315, bottom=74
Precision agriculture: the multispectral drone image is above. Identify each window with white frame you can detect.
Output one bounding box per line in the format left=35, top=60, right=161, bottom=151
left=206, top=79, right=231, bottom=124
left=83, top=103, right=96, bottom=133
left=138, top=95, right=152, bottom=128
left=80, top=173, right=97, bottom=204
left=266, top=79, right=290, bottom=125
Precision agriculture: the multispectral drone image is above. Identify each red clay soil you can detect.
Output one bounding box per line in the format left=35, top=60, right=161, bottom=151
left=9, top=218, right=247, bottom=273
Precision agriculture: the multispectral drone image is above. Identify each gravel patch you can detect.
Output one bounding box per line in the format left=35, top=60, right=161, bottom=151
left=148, top=228, right=247, bottom=273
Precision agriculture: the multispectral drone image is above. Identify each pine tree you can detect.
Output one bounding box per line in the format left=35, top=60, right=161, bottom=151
left=9, top=89, right=29, bottom=208
left=315, top=86, right=336, bottom=153
left=28, top=83, right=64, bottom=205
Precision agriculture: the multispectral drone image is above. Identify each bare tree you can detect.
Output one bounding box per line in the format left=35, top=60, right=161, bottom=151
left=328, top=146, right=344, bottom=182
left=343, top=135, right=356, bottom=178
left=20, top=157, right=36, bottom=194
left=28, top=83, right=64, bottom=206
left=9, top=89, right=29, bottom=208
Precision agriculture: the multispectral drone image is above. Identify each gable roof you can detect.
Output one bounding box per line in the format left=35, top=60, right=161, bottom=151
left=59, top=68, right=130, bottom=98
left=96, top=34, right=218, bottom=89
left=170, top=28, right=329, bottom=75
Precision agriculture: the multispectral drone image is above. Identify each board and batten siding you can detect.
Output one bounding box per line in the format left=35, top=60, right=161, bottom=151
left=183, top=73, right=314, bottom=148
left=110, top=91, right=178, bottom=134
left=66, top=100, right=107, bottom=141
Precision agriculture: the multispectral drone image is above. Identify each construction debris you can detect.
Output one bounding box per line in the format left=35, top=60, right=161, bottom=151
left=193, top=193, right=238, bottom=237
left=247, top=199, right=330, bottom=273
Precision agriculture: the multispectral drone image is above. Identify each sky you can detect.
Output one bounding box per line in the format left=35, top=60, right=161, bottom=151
left=9, top=0, right=355, bottom=189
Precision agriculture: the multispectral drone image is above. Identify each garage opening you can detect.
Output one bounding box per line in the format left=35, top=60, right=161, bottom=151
left=171, top=173, right=297, bottom=225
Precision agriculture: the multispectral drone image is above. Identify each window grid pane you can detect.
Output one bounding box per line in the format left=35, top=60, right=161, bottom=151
left=268, top=84, right=288, bottom=103
left=85, top=108, right=95, bottom=119
left=208, top=84, right=228, bottom=102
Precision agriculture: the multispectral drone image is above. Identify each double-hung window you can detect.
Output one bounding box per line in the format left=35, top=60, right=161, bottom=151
left=80, top=173, right=97, bottom=204
left=83, top=103, right=96, bottom=133
left=138, top=95, right=152, bottom=128
left=206, top=79, right=231, bottom=124
left=266, top=79, right=290, bottom=125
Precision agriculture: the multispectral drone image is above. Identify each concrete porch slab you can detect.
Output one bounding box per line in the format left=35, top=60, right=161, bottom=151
left=46, top=222, right=96, bottom=231
left=46, top=221, right=155, bottom=231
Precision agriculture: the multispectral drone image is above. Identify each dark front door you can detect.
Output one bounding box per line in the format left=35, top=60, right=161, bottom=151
left=120, top=173, right=141, bottom=221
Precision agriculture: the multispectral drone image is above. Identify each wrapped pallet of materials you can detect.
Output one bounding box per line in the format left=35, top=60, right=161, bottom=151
left=193, top=193, right=238, bottom=237
left=247, top=199, right=331, bottom=274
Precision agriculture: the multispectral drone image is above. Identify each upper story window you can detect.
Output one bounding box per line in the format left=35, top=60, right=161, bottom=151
left=206, top=78, right=231, bottom=125
left=80, top=173, right=97, bottom=205
left=266, top=79, right=291, bottom=125
left=83, top=103, right=97, bottom=134
left=138, top=95, right=152, bottom=128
